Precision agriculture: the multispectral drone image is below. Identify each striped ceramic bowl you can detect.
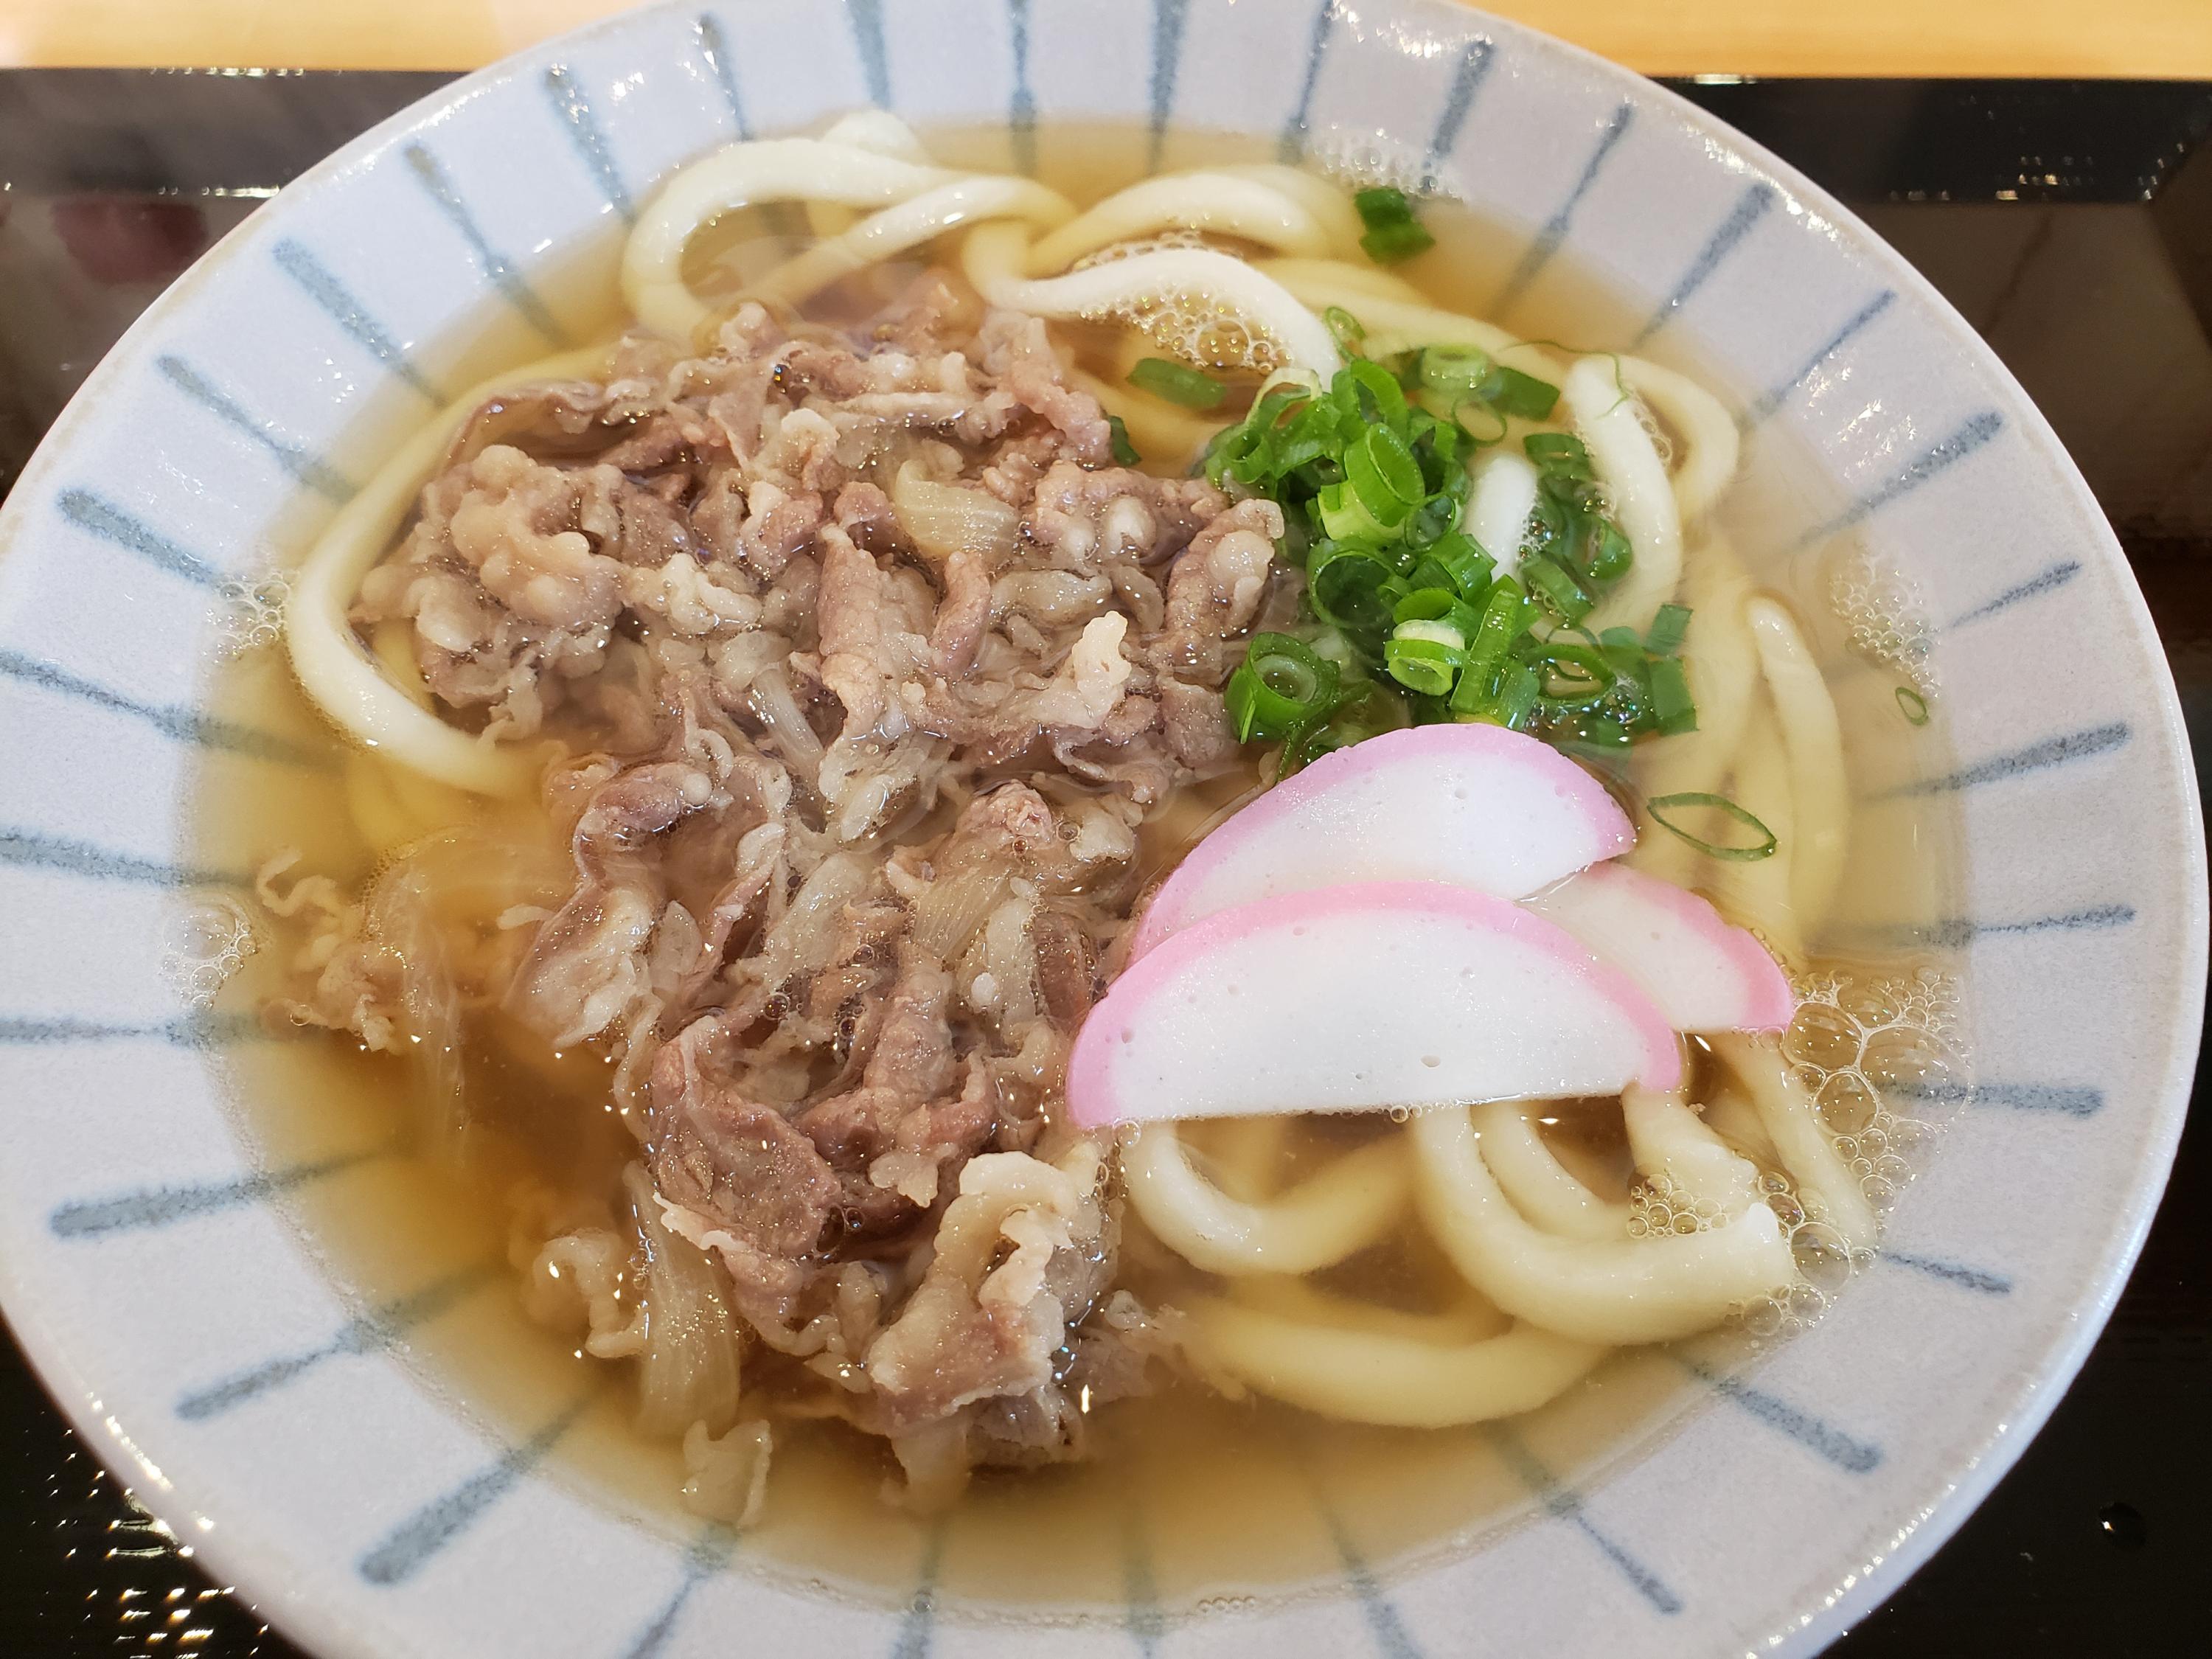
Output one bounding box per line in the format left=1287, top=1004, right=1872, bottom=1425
left=0, top=2, right=2200, bottom=1656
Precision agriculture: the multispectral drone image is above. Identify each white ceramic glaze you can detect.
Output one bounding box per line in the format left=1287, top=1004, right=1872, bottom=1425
left=0, top=4, right=2201, bottom=1657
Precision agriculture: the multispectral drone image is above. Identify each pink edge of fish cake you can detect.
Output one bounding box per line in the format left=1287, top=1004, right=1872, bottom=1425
left=1126, top=724, right=1635, bottom=960
left=1579, top=863, right=1798, bottom=1032
left=1067, top=879, right=1682, bottom=1130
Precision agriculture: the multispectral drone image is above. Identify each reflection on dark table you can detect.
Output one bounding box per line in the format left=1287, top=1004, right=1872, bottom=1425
left=1, top=70, right=2208, bottom=1659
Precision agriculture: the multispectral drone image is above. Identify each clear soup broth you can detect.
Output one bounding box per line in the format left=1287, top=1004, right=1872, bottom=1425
left=190, top=122, right=1966, bottom=1617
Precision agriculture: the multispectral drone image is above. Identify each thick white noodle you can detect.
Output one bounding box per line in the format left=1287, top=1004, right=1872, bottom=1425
left=622, top=139, right=962, bottom=338
left=1464, top=448, right=1540, bottom=575
left=1257, top=266, right=1534, bottom=364
left=1122, top=1123, right=1411, bottom=1275
left=285, top=344, right=612, bottom=796
left=1746, top=597, right=1850, bottom=933
left=1617, top=355, right=1741, bottom=524
left=1714, top=1035, right=1880, bottom=1251
left=1627, top=535, right=1759, bottom=888
left=1471, top=1102, right=1630, bottom=1241
left=1701, top=1084, right=1780, bottom=1168
left=1565, top=355, right=1684, bottom=635
left=1215, top=165, right=1368, bottom=254
left=1621, top=1083, right=1766, bottom=1217
left=1713, top=705, right=1804, bottom=965
left=975, top=246, right=1343, bottom=379
left=1025, top=172, right=1340, bottom=272
left=1186, top=1291, right=1605, bottom=1427
left=820, top=109, right=933, bottom=160
left=1254, top=255, right=1428, bottom=306
left=959, top=218, right=1030, bottom=292
left=749, top=176, right=1077, bottom=309
left=1205, top=1116, right=1294, bottom=1203
left=1411, top=1104, right=1795, bottom=1345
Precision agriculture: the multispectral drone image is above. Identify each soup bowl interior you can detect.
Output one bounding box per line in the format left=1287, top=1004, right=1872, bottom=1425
left=0, top=3, right=2201, bottom=1658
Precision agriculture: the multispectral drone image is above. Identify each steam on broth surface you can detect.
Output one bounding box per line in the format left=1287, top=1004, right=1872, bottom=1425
left=193, top=119, right=1964, bottom=1610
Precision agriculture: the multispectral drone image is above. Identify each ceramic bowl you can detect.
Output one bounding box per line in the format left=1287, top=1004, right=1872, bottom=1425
left=0, top=3, right=2201, bottom=1655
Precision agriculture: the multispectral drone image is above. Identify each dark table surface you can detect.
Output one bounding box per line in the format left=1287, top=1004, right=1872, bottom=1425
left=1, top=69, right=2208, bottom=1658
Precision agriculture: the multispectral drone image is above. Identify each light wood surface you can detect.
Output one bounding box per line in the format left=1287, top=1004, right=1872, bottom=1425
left=0, top=0, right=2206, bottom=77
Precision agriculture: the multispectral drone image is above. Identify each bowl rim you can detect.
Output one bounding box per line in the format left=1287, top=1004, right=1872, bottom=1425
left=0, top=3, right=2202, bottom=1656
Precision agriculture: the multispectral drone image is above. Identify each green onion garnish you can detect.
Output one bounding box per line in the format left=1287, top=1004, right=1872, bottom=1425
left=1317, top=479, right=1404, bottom=542
left=1225, top=633, right=1341, bottom=742
left=1384, top=632, right=1462, bottom=697
left=1419, top=344, right=1492, bottom=397
left=1459, top=577, right=1531, bottom=689
left=1107, top=414, right=1141, bottom=467
left=1393, top=586, right=1458, bottom=627
left=1646, top=602, right=1691, bottom=656
left=1308, top=544, right=1405, bottom=635
left=1324, top=305, right=1367, bottom=355
left=1522, top=556, right=1593, bottom=624
left=1199, top=348, right=1697, bottom=771
left=1896, top=686, right=1930, bottom=726
left=1527, top=642, right=1616, bottom=714
left=1524, top=432, right=1593, bottom=473
left=1583, top=519, right=1633, bottom=582
left=1497, top=660, right=1543, bottom=730
left=1647, top=657, right=1697, bottom=735
left=1484, top=364, right=1561, bottom=420
left=1128, top=356, right=1226, bottom=410
left=1646, top=793, right=1778, bottom=861
left=1430, top=533, right=1495, bottom=597
left=1352, top=424, right=1425, bottom=510
left=1354, top=186, right=1436, bottom=265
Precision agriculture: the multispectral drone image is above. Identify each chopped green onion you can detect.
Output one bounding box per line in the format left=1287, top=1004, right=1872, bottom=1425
left=1494, top=660, right=1541, bottom=729
left=1419, top=345, right=1492, bottom=397
left=1106, top=414, right=1141, bottom=467
left=1461, top=577, right=1530, bottom=675
left=1896, top=686, right=1931, bottom=726
left=1648, top=656, right=1697, bottom=734
left=1394, top=618, right=1467, bottom=652
left=1484, top=364, right=1560, bottom=420
left=1530, top=643, right=1616, bottom=715
left=1354, top=186, right=1436, bottom=264
left=1201, top=347, right=1683, bottom=768
left=1128, top=356, right=1226, bottom=410
left=1316, top=479, right=1403, bottom=543
left=1225, top=633, right=1340, bottom=742
left=1324, top=306, right=1367, bottom=355
left=1646, top=602, right=1692, bottom=656
left=1522, top=556, right=1593, bottom=624
left=1308, top=544, right=1404, bottom=635
left=1405, top=555, right=1457, bottom=594
left=1646, top=793, right=1778, bottom=861
left=1560, top=713, right=1636, bottom=751
left=1384, top=634, right=1461, bottom=696
left=1354, top=186, right=1414, bottom=226
left=1523, top=432, right=1593, bottom=474
left=1361, top=219, right=1434, bottom=264
left=1429, top=532, right=1495, bottom=597
left=1354, top=424, right=1425, bottom=508
left=1394, top=587, right=1458, bottom=626
left=1338, top=358, right=1409, bottom=425
left=1456, top=658, right=1540, bottom=728
left=1584, top=521, right=1633, bottom=582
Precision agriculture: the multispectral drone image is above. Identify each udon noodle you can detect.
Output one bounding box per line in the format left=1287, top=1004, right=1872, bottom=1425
left=226, top=114, right=1958, bottom=1543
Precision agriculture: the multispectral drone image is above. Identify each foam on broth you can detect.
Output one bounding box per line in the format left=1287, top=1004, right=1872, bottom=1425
left=187, top=123, right=1967, bottom=1619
